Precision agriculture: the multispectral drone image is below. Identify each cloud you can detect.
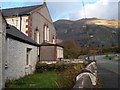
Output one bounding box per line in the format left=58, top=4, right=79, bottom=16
left=1, top=0, right=119, bottom=21
left=50, top=0, right=119, bottom=21
left=69, top=0, right=119, bottom=20
left=47, top=2, right=83, bottom=21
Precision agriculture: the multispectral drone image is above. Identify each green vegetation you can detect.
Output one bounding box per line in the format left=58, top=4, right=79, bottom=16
left=6, top=63, right=84, bottom=89
left=57, top=63, right=84, bottom=88
left=59, top=40, right=82, bottom=59
left=101, top=46, right=120, bottom=54
left=104, top=55, right=113, bottom=60
left=117, top=60, right=120, bottom=62
left=62, top=40, right=81, bottom=59
left=36, top=63, right=84, bottom=88
left=6, top=71, right=58, bottom=88
left=59, top=40, right=119, bottom=59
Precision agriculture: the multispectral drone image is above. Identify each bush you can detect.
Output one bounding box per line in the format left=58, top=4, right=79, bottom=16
left=102, top=46, right=120, bottom=53
left=57, top=63, right=84, bottom=88
left=35, top=63, right=76, bottom=73
left=59, top=40, right=81, bottom=59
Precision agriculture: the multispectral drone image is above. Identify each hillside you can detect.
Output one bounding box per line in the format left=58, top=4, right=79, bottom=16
left=54, top=18, right=119, bottom=48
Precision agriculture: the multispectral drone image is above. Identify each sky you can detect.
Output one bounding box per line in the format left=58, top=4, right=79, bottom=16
left=0, top=0, right=119, bottom=21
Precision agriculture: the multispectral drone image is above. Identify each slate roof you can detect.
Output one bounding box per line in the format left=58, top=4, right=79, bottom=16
left=2, top=5, right=42, bottom=17
left=6, top=25, right=39, bottom=46
left=40, top=42, right=64, bottom=48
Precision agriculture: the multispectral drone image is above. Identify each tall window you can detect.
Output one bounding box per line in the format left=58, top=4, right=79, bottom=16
left=34, top=27, right=39, bottom=43
left=26, top=48, right=32, bottom=65
left=44, top=24, right=50, bottom=42
left=52, top=35, right=56, bottom=44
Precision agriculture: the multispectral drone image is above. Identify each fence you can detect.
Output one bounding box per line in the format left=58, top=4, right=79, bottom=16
left=73, top=60, right=97, bottom=88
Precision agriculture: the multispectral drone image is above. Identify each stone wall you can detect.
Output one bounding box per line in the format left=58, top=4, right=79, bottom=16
left=31, top=4, right=56, bottom=44
left=73, top=61, right=97, bottom=88
left=40, top=46, right=55, bottom=61
left=5, top=38, right=38, bottom=80
left=0, top=13, right=6, bottom=90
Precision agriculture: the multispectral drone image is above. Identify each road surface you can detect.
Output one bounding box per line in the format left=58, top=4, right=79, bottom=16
left=95, top=55, right=119, bottom=88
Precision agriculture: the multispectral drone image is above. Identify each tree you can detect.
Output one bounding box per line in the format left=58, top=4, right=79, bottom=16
left=60, top=40, right=81, bottom=59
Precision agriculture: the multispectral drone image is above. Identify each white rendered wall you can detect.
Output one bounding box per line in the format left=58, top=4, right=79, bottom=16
left=57, top=47, right=63, bottom=59
left=5, top=16, right=28, bottom=36
left=21, top=16, right=29, bottom=36
left=6, top=17, right=21, bottom=30
left=5, top=38, right=38, bottom=80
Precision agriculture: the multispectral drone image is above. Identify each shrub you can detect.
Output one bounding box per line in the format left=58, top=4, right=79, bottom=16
left=35, top=63, right=76, bottom=73
left=57, top=63, right=84, bottom=88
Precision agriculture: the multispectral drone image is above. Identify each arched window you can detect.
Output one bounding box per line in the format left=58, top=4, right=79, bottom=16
left=44, top=24, right=50, bottom=42
left=34, top=27, right=39, bottom=43
left=52, top=35, right=56, bottom=44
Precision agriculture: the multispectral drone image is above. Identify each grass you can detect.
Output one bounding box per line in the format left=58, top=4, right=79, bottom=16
left=103, top=55, right=114, bottom=60
left=104, top=54, right=120, bottom=61
left=6, top=63, right=85, bottom=89
left=6, top=71, right=59, bottom=88
left=115, top=60, right=120, bottom=63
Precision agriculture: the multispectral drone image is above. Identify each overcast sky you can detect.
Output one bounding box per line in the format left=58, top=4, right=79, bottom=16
left=0, top=0, right=119, bottom=21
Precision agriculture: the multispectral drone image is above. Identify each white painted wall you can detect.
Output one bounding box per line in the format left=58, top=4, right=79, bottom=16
left=57, top=47, right=63, bottom=59
left=6, top=17, right=20, bottom=30
left=21, top=16, right=29, bottom=36
left=5, top=38, right=38, bottom=80
left=5, top=16, right=28, bottom=36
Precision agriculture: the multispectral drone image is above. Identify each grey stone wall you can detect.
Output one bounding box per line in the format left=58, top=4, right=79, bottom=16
left=0, top=13, right=6, bottom=90
left=5, top=38, right=38, bottom=80
left=32, top=4, right=57, bottom=61
left=31, top=4, right=56, bottom=44
left=40, top=46, right=55, bottom=61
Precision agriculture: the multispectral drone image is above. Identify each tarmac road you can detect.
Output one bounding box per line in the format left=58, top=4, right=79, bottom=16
left=95, top=55, right=119, bottom=88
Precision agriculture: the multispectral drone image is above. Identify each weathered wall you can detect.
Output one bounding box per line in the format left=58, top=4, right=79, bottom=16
left=0, top=13, right=6, bottom=90
left=5, top=38, right=38, bottom=80
left=31, top=4, right=56, bottom=44
left=40, top=46, right=55, bottom=61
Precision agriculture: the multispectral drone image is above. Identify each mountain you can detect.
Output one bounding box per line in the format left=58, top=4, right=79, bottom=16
left=54, top=18, right=119, bottom=48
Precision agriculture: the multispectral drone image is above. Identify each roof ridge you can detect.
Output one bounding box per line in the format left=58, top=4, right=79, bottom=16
left=2, top=4, right=43, bottom=17
left=2, top=4, right=42, bottom=10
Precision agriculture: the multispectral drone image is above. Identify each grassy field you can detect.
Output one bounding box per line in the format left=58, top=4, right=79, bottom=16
left=6, top=71, right=59, bottom=88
